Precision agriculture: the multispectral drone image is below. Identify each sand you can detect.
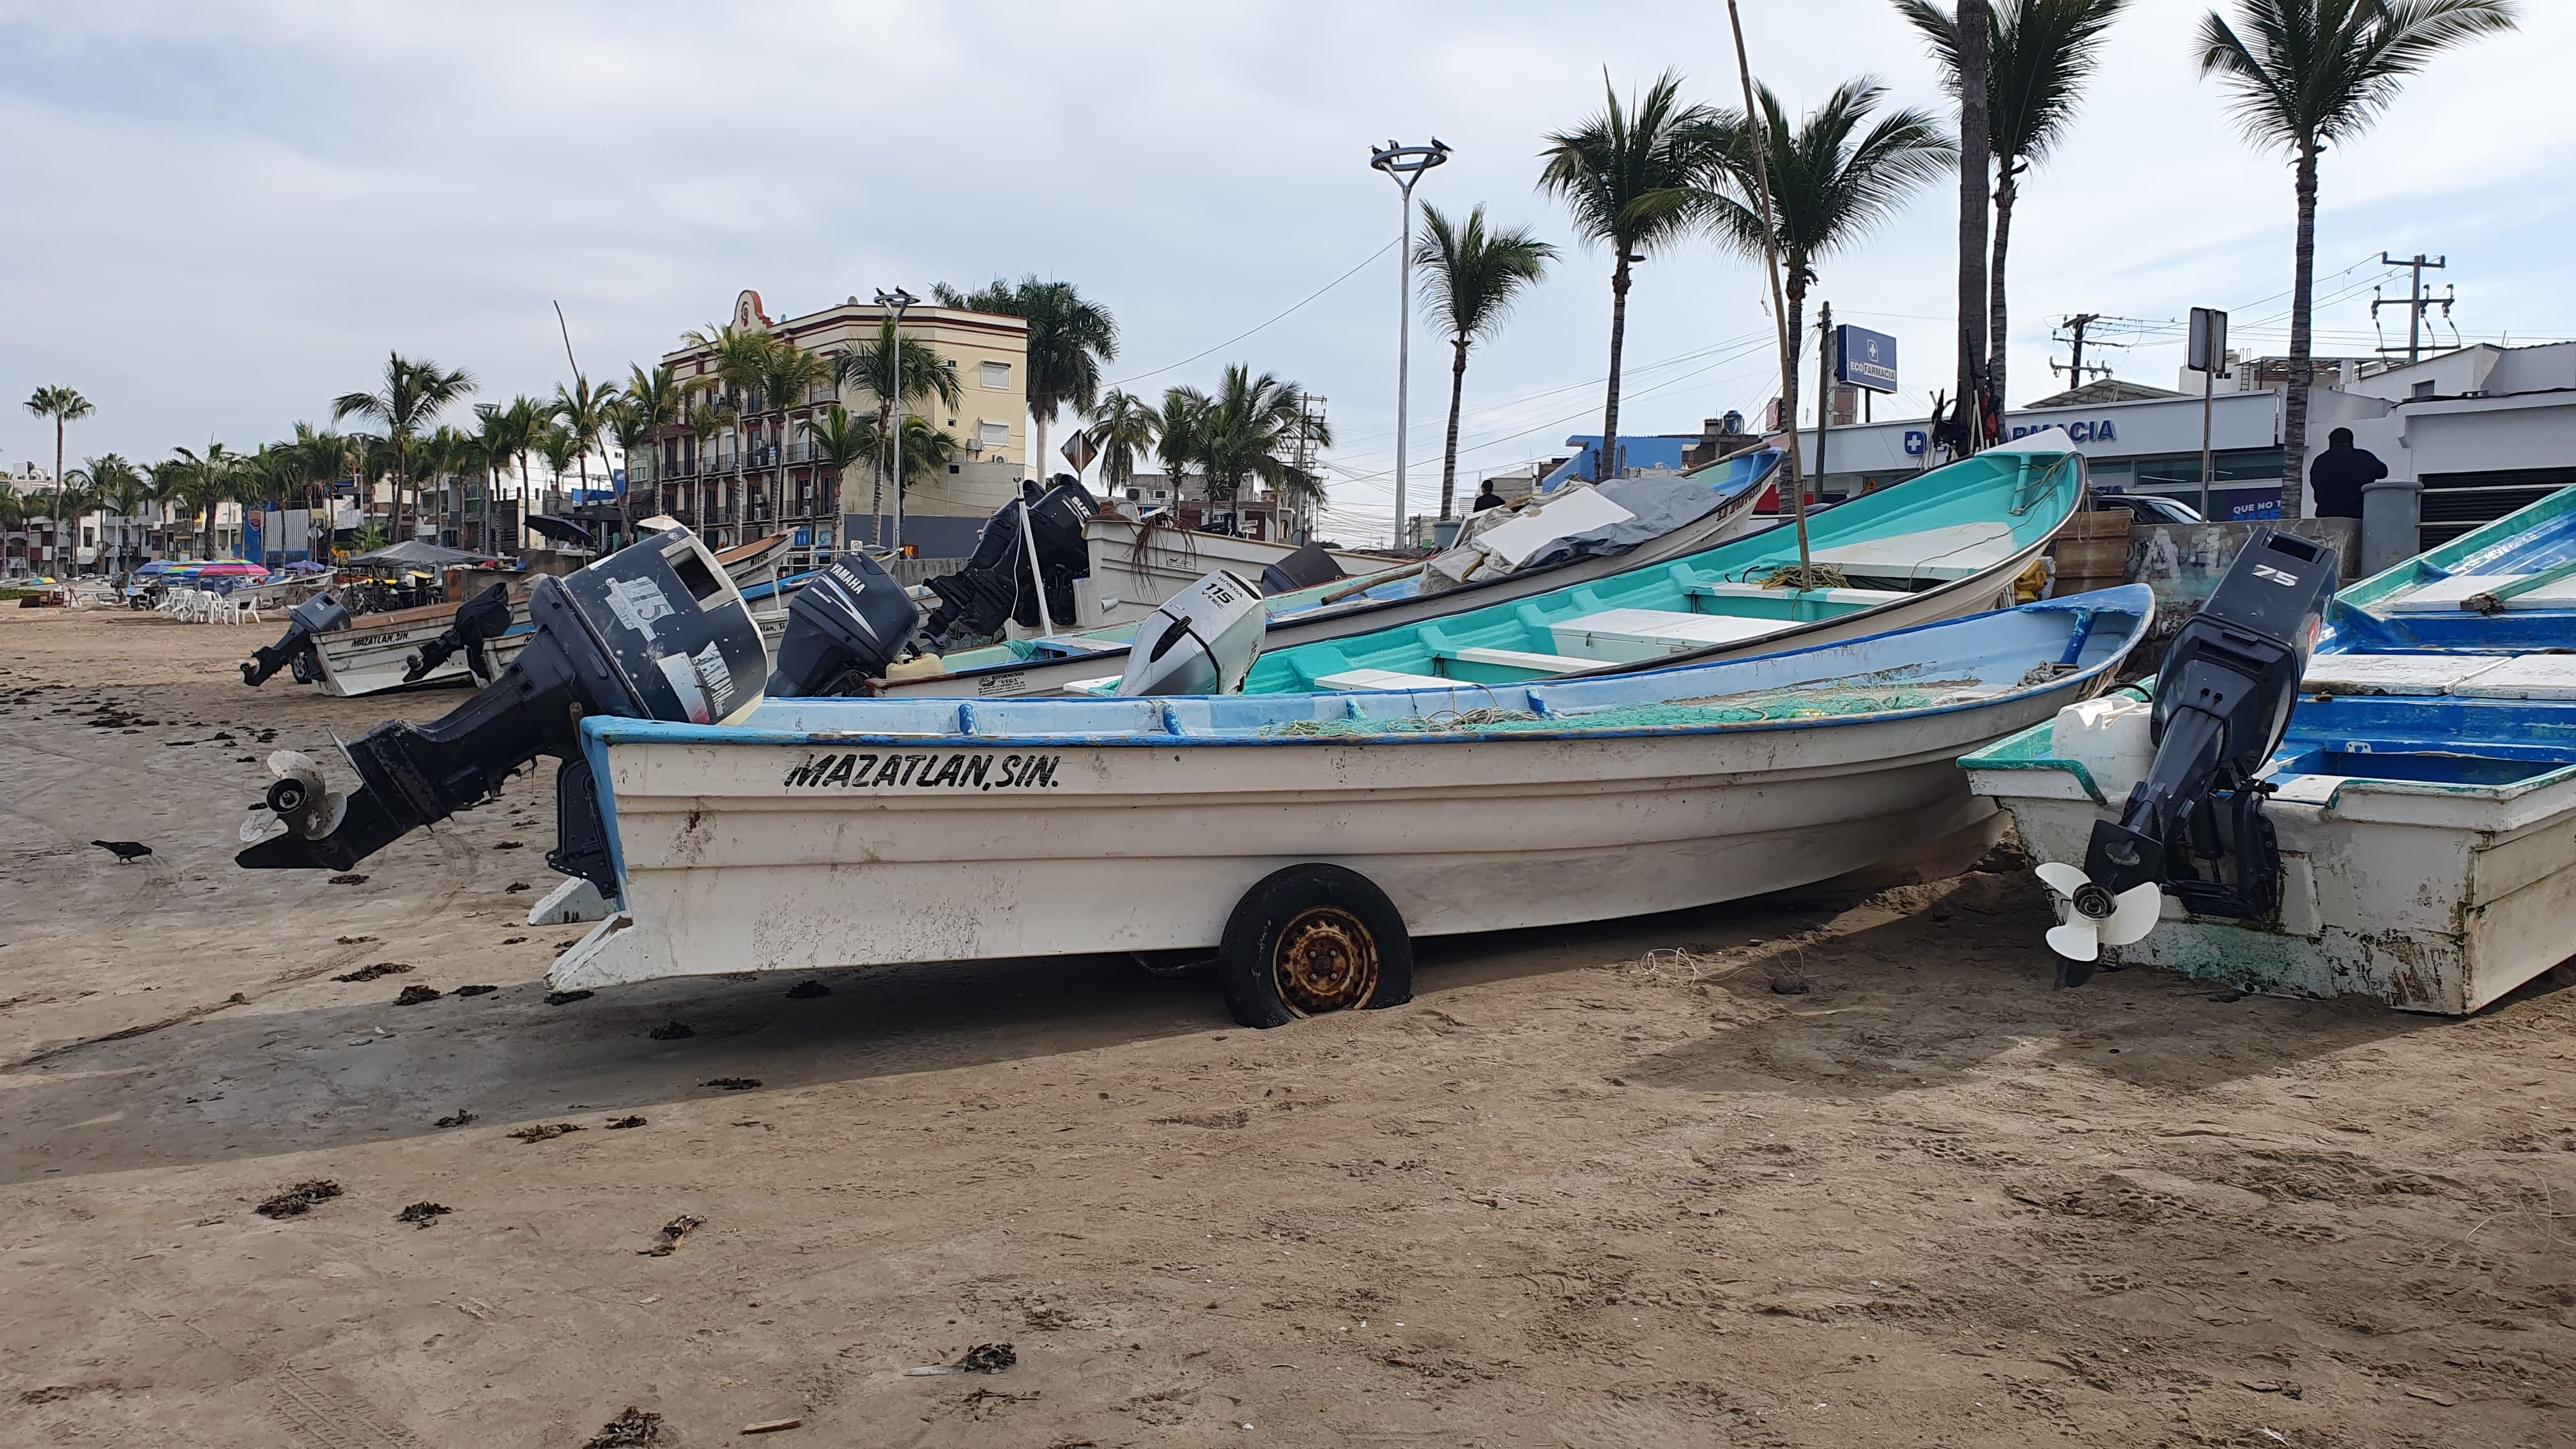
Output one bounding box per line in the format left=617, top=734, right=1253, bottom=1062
left=1, top=604, right=2571, bottom=1448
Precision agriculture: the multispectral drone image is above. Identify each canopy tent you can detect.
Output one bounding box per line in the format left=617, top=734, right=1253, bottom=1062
left=349, top=539, right=497, bottom=570
left=525, top=513, right=597, bottom=549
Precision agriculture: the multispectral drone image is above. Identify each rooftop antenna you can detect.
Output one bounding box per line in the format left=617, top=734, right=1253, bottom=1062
left=1724, top=0, right=1811, bottom=588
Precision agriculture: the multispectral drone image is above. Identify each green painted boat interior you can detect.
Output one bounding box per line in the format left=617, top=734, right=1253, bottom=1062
left=1233, top=443, right=2083, bottom=695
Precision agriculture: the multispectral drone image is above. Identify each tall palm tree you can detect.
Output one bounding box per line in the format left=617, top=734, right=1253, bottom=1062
left=551, top=374, right=619, bottom=507
left=537, top=425, right=579, bottom=516
left=1899, top=1, right=2129, bottom=409
left=1152, top=386, right=1209, bottom=509
left=1706, top=80, right=1954, bottom=456
left=332, top=353, right=475, bottom=542
left=1188, top=365, right=1329, bottom=530
left=617, top=363, right=687, bottom=526
left=897, top=416, right=961, bottom=484
left=831, top=317, right=963, bottom=522
left=1084, top=389, right=1160, bottom=495
left=601, top=396, right=659, bottom=545
left=162, top=443, right=241, bottom=558
left=2197, top=0, right=2517, bottom=486
left=23, top=386, right=93, bottom=564
left=473, top=402, right=537, bottom=552
left=804, top=404, right=877, bottom=529
left=755, top=341, right=828, bottom=534
left=1956, top=0, right=1994, bottom=445
left=1537, top=70, right=1724, bottom=482
left=937, top=276, right=1119, bottom=480
left=1413, top=204, right=1559, bottom=518
left=683, top=323, right=773, bottom=542
left=83, top=454, right=150, bottom=570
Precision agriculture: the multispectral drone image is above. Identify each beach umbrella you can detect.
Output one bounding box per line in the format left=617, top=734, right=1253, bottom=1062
left=282, top=560, right=331, bottom=574
left=197, top=561, right=270, bottom=577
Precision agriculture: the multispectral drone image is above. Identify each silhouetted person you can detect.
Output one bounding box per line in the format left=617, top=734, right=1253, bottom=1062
left=1471, top=480, right=1505, bottom=512
left=2308, top=427, right=2386, bottom=520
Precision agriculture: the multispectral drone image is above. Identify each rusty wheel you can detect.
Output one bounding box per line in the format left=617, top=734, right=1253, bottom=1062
left=1217, top=864, right=1413, bottom=1029
left=1271, top=906, right=1381, bottom=1017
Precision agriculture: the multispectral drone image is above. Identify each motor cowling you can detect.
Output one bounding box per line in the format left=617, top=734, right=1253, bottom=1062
left=765, top=551, right=924, bottom=698
left=1116, top=570, right=1267, bottom=696
left=236, top=526, right=765, bottom=883
left=403, top=581, right=516, bottom=684
left=240, top=593, right=352, bottom=687
left=919, top=476, right=1098, bottom=647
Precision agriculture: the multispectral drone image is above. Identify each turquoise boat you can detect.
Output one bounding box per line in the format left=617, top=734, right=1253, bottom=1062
left=866, top=446, right=1788, bottom=698
left=1229, top=431, right=2088, bottom=695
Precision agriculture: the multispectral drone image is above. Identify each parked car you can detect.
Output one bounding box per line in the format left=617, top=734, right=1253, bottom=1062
left=2090, top=492, right=2205, bottom=526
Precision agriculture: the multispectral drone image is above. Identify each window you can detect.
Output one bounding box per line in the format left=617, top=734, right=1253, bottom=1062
left=980, top=361, right=1011, bottom=390
left=2412, top=379, right=2436, bottom=400
left=979, top=420, right=1012, bottom=448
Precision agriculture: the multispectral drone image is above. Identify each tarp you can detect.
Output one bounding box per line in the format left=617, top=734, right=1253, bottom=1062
left=1511, top=476, right=1735, bottom=573
left=1420, top=477, right=1732, bottom=592
left=351, top=539, right=496, bottom=569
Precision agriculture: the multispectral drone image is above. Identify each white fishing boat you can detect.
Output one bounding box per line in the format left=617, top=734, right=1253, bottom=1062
left=547, top=586, right=2153, bottom=1025
left=1963, top=502, right=2576, bottom=1015
left=1076, top=511, right=1403, bottom=627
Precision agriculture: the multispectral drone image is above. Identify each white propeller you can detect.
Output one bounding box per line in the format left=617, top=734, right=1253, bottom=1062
left=241, top=749, right=347, bottom=845
left=2035, top=861, right=2163, bottom=962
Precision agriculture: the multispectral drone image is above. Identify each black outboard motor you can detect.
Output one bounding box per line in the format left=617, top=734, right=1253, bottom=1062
left=402, top=581, right=516, bottom=685
left=240, top=593, right=353, bottom=687
left=919, top=476, right=1097, bottom=648
left=765, top=551, right=923, bottom=698
left=237, top=526, right=764, bottom=893
left=2039, top=529, right=2339, bottom=985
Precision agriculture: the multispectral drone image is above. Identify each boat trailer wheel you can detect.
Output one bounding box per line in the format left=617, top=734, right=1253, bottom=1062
left=1216, top=864, right=1414, bottom=1029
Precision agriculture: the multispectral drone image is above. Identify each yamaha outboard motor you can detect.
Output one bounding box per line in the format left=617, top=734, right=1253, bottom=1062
left=1115, top=571, right=1268, bottom=696
left=765, top=551, right=923, bottom=698
left=240, top=593, right=352, bottom=687
left=402, top=581, right=516, bottom=685
left=919, top=476, right=1098, bottom=648
left=2038, top=529, right=2338, bottom=985
left=237, top=526, right=764, bottom=893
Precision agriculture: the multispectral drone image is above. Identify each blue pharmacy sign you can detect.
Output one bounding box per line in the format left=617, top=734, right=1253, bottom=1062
left=1903, top=429, right=1928, bottom=457
left=1834, top=325, right=1899, bottom=394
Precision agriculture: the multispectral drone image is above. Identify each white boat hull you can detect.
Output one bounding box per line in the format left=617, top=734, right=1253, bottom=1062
left=1077, top=519, right=1399, bottom=627
left=310, top=605, right=531, bottom=697
left=553, top=686, right=2071, bottom=991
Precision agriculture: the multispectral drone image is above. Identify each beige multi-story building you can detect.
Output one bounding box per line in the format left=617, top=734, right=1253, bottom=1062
left=631, top=289, right=1032, bottom=567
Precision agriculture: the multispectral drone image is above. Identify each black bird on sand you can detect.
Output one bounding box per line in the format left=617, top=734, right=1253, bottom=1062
left=92, top=840, right=153, bottom=863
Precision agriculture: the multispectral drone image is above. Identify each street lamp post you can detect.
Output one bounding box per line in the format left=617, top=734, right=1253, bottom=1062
left=1369, top=139, right=1449, bottom=549
left=875, top=286, right=919, bottom=555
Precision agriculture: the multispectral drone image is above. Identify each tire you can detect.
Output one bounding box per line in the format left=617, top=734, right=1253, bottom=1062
left=1216, top=864, right=1413, bottom=1029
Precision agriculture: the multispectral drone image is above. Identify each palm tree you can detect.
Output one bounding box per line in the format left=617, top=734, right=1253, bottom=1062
left=683, top=323, right=773, bottom=543
left=472, top=402, right=537, bottom=553
left=551, top=374, right=619, bottom=509
left=2197, top=0, right=2517, bottom=487
left=1706, top=80, right=1954, bottom=457
left=617, top=364, right=687, bottom=525
left=1899, top=1, right=2129, bottom=408
left=898, top=416, right=961, bottom=484
left=82, top=454, right=150, bottom=570
left=333, top=353, right=475, bottom=542
left=1084, top=388, right=1160, bottom=495
left=1188, top=365, right=1329, bottom=530
left=1956, top=0, right=1995, bottom=445
left=804, top=405, right=877, bottom=530
left=1537, top=70, right=1724, bottom=482
left=537, top=425, right=579, bottom=519
left=601, top=396, right=660, bottom=544
left=831, top=316, right=963, bottom=523
left=1413, top=204, right=1559, bottom=518
left=1152, top=386, right=1209, bottom=507
left=937, top=276, right=1120, bottom=480
left=23, top=386, right=94, bottom=564
left=162, top=443, right=241, bottom=558
left=50, top=476, right=102, bottom=572
left=754, top=341, right=828, bottom=534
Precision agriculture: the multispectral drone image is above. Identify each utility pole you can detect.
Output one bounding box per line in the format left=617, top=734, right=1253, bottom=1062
left=1370, top=140, right=1450, bottom=549
left=2371, top=252, right=2451, bottom=365
left=2050, top=313, right=2112, bottom=384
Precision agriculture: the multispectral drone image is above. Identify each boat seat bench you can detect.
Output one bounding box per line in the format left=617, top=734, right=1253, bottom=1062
left=1546, top=608, right=1799, bottom=664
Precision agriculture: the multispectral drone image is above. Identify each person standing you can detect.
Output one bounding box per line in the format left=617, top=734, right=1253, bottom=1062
left=1471, top=479, right=1506, bottom=512
left=2308, top=427, right=2387, bottom=519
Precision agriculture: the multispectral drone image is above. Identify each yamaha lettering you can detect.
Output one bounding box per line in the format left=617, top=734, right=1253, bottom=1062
left=783, top=751, right=1063, bottom=790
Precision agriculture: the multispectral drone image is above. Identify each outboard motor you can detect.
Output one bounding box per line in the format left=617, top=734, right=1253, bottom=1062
left=402, top=581, right=516, bottom=685
left=1115, top=570, right=1268, bottom=696
left=1260, top=542, right=1346, bottom=596
left=765, top=551, right=923, bottom=698
left=240, top=593, right=352, bottom=687
left=2038, top=529, right=2338, bottom=984
left=919, top=477, right=1098, bottom=648
left=237, top=526, right=765, bottom=893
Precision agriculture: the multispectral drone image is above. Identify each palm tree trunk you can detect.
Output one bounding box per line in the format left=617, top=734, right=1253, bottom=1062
left=1956, top=0, right=1992, bottom=450
left=51, top=418, right=65, bottom=575
left=1601, top=255, right=1632, bottom=482
left=1440, top=338, right=1469, bottom=519
left=1032, top=408, right=1050, bottom=486
left=2284, top=142, right=2319, bottom=493
left=1989, top=158, right=2020, bottom=411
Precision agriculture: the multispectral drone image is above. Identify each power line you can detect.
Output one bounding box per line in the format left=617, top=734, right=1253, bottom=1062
left=1101, top=239, right=1395, bottom=391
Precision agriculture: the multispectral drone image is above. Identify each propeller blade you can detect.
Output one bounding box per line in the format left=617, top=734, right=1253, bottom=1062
left=239, top=808, right=279, bottom=845
left=2045, top=922, right=2100, bottom=963
left=2099, top=882, right=2165, bottom=947
left=2035, top=862, right=2090, bottom=900
left=268, top=749, right=319, bottom=780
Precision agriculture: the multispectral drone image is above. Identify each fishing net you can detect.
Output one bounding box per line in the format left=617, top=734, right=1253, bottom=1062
left=1751, top=563, right=1853, bottom=590
left=1257, top=680, right=1994, bottom=738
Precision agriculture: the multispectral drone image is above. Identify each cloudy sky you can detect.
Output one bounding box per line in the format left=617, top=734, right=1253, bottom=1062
left=6, top=0, right=2566, bottom=542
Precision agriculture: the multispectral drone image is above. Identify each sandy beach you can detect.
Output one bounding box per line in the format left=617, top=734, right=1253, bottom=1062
left=2, top=602, right=2570, bottom=1448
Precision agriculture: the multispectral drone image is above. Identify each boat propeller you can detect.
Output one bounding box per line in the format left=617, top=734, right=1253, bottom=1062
left=2037, top=528, right=2340, bottom=986
left=240, top=594, right=351, bottom=687
left=239, top=749, right=350, bottom=845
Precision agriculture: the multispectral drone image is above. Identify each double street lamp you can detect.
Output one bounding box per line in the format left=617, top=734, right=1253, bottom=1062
left=875, top=286, right=919, bottom=555
left=1369, top=139, right=1449, bottom=549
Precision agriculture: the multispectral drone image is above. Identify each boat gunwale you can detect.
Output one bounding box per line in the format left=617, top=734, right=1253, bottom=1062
left=588, top=588, right=2152, bottom=755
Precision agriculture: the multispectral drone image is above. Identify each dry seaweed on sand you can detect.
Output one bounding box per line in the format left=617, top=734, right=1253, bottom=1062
left=507, top=1123, right=582, bottom=1144
left=638, top=1215, right=703, bottom=1257
left=254, top=1180, right=342, bottom=1218
left=332, top=962, right=411, bottom=983
left=581, top=1407, right=663, bottom=1447
left=393, top=984, right=442, bottom=1006
left=395, top=1201, right=450, bottom=1227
